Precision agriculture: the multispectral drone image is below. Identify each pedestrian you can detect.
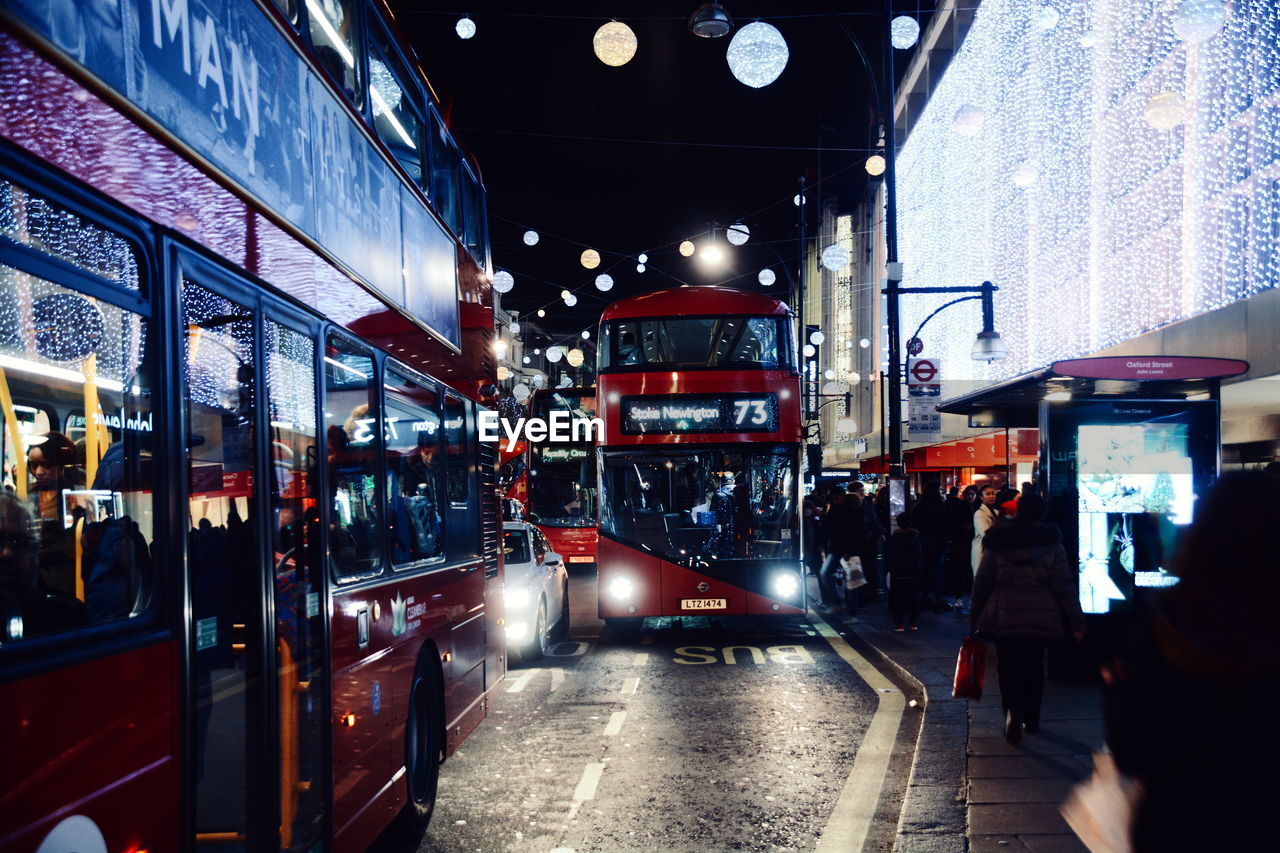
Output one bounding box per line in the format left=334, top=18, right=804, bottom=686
left=818, top=487, right=864, bottom=611
left=1102, top=471, right=1280, bottom=851
left=970, top=493, right=1084, bottom=742
left=887, top=511, right=921, bottom=631
left=944, top=485, right=974, bottom=610
left=970, top=483, right=999, bottom=576
left=910, top=481, right=947, bottom=611
left=996, top=485, right=1020, bottom=518
left=847, top=481, right=884, bottom=595
left=802, top=495, right=823, bottom=577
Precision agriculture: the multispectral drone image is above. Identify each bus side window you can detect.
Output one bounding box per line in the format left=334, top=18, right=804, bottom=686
left=305, top=0, right=364, bottom=109
left=384, top=365, right=444, bottom=567
left=324, top=335, right=383, bottom=578
left=0, top=178, right=155, bottom=644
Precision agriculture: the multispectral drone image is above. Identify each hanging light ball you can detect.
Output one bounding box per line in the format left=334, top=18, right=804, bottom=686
left=1032, top=6, right=1060, bottom=31
left=859, top=338, right=870, bottom=348
left=491, top=270, right=515, bottom=293
left=726, top=223, right=750, bottom=246
left=1172, top=0, right=1225, bottom=44
left=493, top=339, right=508, bottom=357
left=820, top=244, right=850, bottom=272
left=890, top=15, right=920, bottom=49
left=496, top=365, right=510, bottom=381
left=636, top=263, right=646, bottom=273
left=533, top=348, right=541, bottom=355
left=566, top=348, right=586, bottom=368
left=836, top=417, right=858, bottom=434
left=513, top=383, right=531, bottom=402
left=699, top=243, right=724, bottom=264
left=802, top=344, right=816, bottom=358
left=793, top=194, right=806, bottom=206
left=522, top=230, right=540, bottom=246
left=545, top=346, right=563, bottom=363
left=864, top=154, right=886, bottom=176
left=952, top=105, right=987, bottom=136
left=537, top=309, right=546, bottom=318
left=595, top=273, right=614, bottom=292
left=1079, top=30, right=1100, bottom=48
left=823, top=369, right=836, bottom=380
left=810, top=330, right=826, bottom=346
left=1144, top=92, right=1187, bottom=131
left=522, top=356, right=531, bottom=365
left=593, top=21, right=638, bottom=67
left=679, top=240, right=696, bottom=257
left=1011, top=163, right=1040, bottom=187
left=758, top=268, right=776, bottom=287
left=564, top=293, right=578, bottom=307
left=849, top=371, right=861, bottom=383
left=638, top=253, right=648, bottom=263
left=557, top=375, right=574, bottom=389
left=531, top=374, right=547, bottom=387
left=510, top=321, right=521, bottom=334
left=456, top=17, right=477, bottom=39
left=560, top=289, right=572, bottom=300
left=821, top=380, right=844, bottom=395
left=581, top=330, right=591, bottom=340
left=726, top=21, right=789, bottom=89
left=580, top=248, right=601, bottom=269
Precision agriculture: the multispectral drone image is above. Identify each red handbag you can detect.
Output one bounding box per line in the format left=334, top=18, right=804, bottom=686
left=952, top=636, right=987, bottom=700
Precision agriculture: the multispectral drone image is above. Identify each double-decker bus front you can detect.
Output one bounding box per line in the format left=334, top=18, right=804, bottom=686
left=595, top=287, right=804, bottom=633
left=526, top=389, right=598, bottom=566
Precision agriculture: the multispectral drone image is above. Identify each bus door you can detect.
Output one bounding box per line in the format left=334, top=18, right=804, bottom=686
left=180, top=256, right=327, bottom=851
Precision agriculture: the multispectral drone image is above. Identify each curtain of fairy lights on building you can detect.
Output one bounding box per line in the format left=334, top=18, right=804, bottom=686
left=895, top=0, right=1280, bottom=381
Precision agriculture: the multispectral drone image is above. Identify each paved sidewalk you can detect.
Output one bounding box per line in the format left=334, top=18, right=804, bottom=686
left=830, top=592, right=1103, bottom=853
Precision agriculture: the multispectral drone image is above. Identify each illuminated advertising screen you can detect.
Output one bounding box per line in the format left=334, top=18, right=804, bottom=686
left=1042, top=400, right=1218, bottom=615
left=620, top=394, right=779, bottom=435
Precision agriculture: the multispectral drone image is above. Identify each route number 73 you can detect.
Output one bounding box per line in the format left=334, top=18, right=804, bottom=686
left=733, top=399, right=769, bottom=426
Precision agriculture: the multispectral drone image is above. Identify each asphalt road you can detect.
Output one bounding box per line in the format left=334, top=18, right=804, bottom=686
left=374, top=572, right=920, bottom=853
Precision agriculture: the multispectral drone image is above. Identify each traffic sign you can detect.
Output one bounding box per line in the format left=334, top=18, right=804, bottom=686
left=907, top=336, right=924, bottom=356
left=907, top=357, right=939, bottom=386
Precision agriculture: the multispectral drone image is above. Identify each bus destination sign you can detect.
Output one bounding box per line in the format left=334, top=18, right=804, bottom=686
left=621, top=394, right=780, bottom=435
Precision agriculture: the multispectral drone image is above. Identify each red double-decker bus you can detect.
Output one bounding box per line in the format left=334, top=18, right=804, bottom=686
left=595, top=287, right=805, bottom=636
left=525, top=388, right=599, bottom=566
left=0, top=2, right=503, bottom=851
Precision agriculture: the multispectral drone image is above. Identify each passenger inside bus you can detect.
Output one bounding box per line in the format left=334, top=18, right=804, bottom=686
left=0, top=492, right=87, bottom=642
left=617, top=329, right=643, bottom=365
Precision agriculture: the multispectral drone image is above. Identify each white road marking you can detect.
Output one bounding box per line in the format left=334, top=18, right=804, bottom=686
left=550, top=668, right=566, bottom=692
left=572, top=762, right=605, bottom=802
left=810, top=610, right=907, bottom=853
left=621, top=677, right=639, bottom=695
left=632, top=652, right=650, bottom=666
left=602, top=711, right=627, bottom=736
left=506, top=668, right=541, bottom=693
left=550, top=849, right=576, bottom=853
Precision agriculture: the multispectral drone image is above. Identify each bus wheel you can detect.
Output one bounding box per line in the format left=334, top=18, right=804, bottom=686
left=523, top=599, right=549, bottom=661
left=401, top=666, right=444, bottom=830
left=605, top=617, right=643, bottom=643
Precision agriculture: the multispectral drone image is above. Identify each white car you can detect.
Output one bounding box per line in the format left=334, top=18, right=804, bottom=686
left=503, top=521, right=570, bottom=660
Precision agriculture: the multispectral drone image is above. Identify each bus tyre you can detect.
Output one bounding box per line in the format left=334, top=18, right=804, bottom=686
left=606, top=617, right=643, bottom=643
left=552, top=581, right=570, bottom=640
left=523, top=600, right=549, bottom=661
left=398, top=665, right=444, bottom=833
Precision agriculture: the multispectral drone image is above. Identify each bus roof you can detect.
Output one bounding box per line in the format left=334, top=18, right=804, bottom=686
left=599, top=286, right=791, bottom=322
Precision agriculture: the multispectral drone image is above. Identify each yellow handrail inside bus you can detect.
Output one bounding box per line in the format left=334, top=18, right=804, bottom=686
left=0, top=366, right=27, bottom=499
left=82, top=353, right=100, bottom=487
left=194, top=832, right=247, bottom=844
left=279, top=637, right=297, bottom=848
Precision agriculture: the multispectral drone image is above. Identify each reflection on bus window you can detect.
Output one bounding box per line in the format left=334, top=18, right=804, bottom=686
left=324, top=336, right=381, bottom=578
left=385, top=366, right=444, bottom=566
left=442, top=392, right=468, bottom=504
left=606, top=317, right=784, bottom=369
left=369, top=25, right=423, bottom=184
left=599, top=446, right=795, bottom=568
left=428, top=112, right=462, bottom=236
left=0, top=271, right=153, bottom=644
left=306, top=0, right=363, bottom=107
left=527, top=391, right=597, bottom=528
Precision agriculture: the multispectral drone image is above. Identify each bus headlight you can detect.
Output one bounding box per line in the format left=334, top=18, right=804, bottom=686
left=504, top=585, right=531, bottom=609
left=770, top=571, right=801, bottom=600
left=607, top=576, right=635, bottom=601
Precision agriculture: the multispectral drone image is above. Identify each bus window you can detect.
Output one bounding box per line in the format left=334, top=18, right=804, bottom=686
left=461, top=165, right=487, bottom=262
left=268, top=0, right=299, bottom=24
left=0, top=235, right=154, bottom=644
left=607, top=317, right=785, bottom=369
left=368, top=23, right=424, bottom=185
left=324, top=335, right=382, bottom=578
left=442, top=392, right=468, bottom=505
left=428, top=111, right=462, bottom=237
left=305, top=0, right=363, bottom=108
left=385, top=366, right=444, bottom=566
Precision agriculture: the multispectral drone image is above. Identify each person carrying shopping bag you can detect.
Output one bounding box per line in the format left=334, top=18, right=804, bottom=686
left=970, top=493, right=1084, bottom=743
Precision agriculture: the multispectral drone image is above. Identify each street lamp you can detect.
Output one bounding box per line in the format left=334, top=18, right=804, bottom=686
left=899, top=280, right=1007, bottom=364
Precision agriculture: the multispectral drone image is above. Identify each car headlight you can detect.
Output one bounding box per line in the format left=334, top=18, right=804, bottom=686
left=607, top=575, right=635, bottom=601
left=506, top=622, right=530, bottom=642
left=504, top=585, right=531, bottom=609
left=770, top=571, right=800, bottom=600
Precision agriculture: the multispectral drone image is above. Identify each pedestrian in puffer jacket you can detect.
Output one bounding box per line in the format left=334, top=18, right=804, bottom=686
left=970, top=493, right=1084, bottom=743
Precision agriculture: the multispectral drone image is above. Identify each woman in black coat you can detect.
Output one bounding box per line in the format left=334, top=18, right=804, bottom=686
left=1104, top=471, right=1280, bottom=851
left=970, top=493, right=1084, bottom=742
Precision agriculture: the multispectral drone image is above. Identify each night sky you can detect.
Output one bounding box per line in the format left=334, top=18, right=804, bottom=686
left=392, top=2, right=927, bottom=348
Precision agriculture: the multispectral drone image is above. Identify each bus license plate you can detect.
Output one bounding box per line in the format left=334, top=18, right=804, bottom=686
left=680, top=598, right=727, bottom=610
left=568, top=556, right=594, bottom=563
